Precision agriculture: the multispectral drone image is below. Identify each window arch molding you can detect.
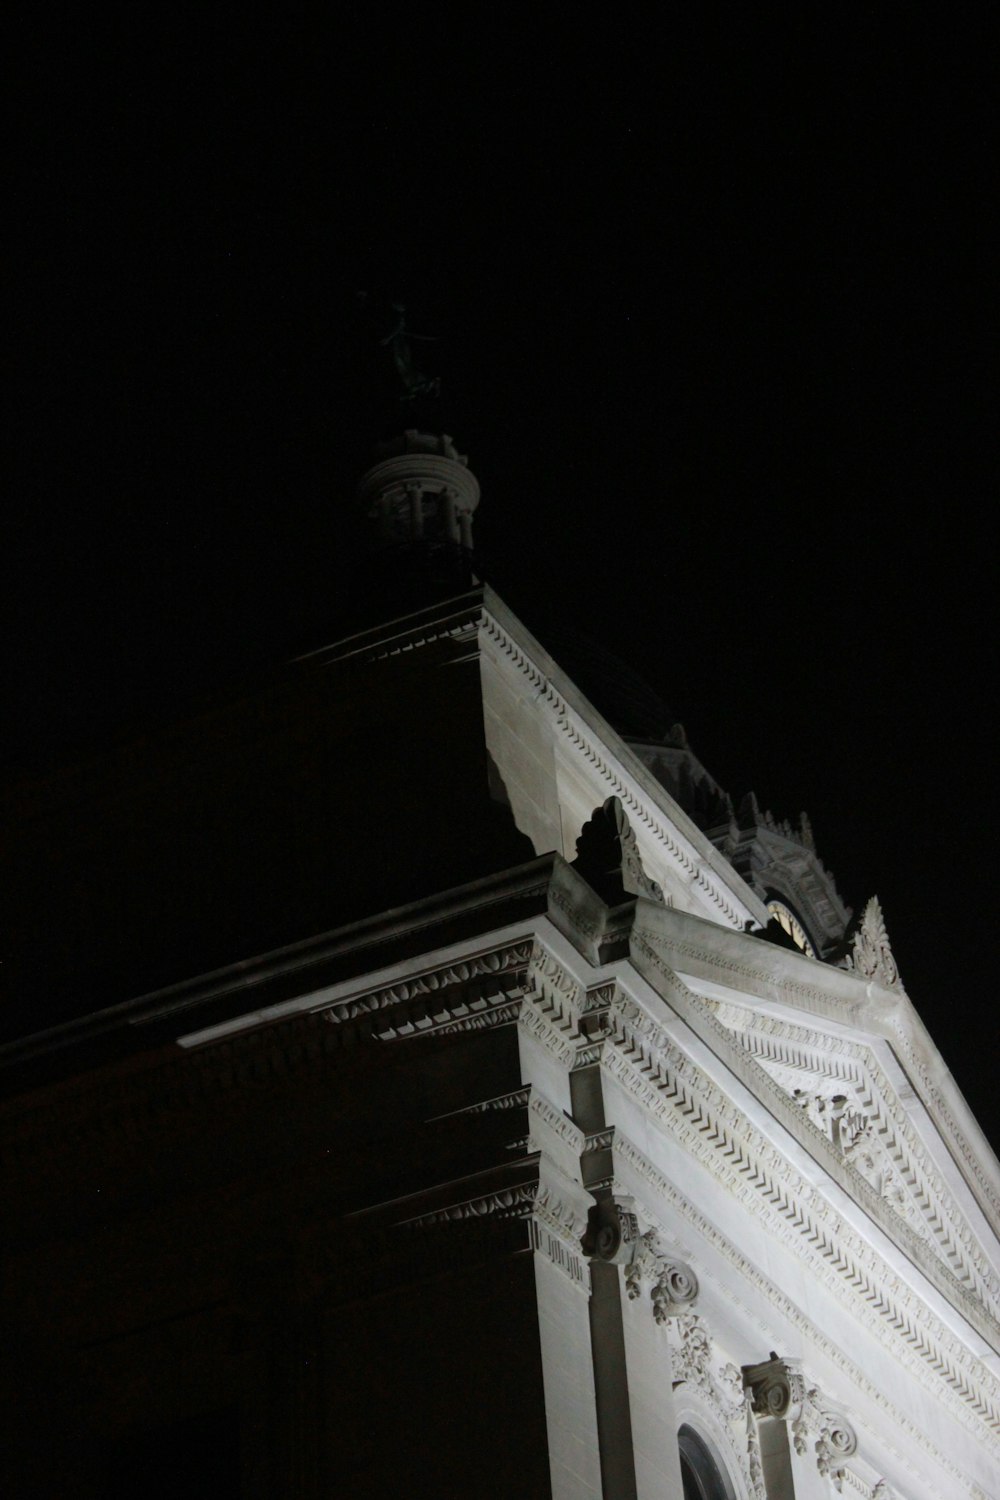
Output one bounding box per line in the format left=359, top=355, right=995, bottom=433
left=679, top=1423, right=736, bottom=1500
left=672, top=1383, right=751, bottom=1500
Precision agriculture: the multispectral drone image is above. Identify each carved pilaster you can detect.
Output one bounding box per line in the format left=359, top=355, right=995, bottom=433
left=744, top=1353, right=809, bottom=1420
left=743, top=1355, right=858, bottom=1492
left=744, top=1401, right=767, bottom=1500
left=582, top=1200, right=699, bottom=1326
left=583, top=1200, right=699, bottom=1327
left=582, top=1196, right=640, bottom=1265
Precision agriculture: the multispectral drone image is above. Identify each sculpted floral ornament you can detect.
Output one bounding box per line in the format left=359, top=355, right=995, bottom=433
left=844, top=896, right=904, bottom=992
left=672, top=1314, right=715, bottom=1391
left=672, top=1317, right=766, bottom=1500
left=623, top=1231, right=699, bottom=1324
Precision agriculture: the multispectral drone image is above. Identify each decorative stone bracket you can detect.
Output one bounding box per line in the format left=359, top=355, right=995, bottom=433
left=582, top=1198, right=698, bottom=1323
left=743, top=1354, right=858, bottom=1492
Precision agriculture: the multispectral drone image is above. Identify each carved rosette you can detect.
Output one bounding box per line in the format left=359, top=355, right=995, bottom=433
left=650, top=1258, right=700, bottom=1325
left=743, top=1355, right=858, bottom=1493
left=810, top=1403, right=858, bottom=1491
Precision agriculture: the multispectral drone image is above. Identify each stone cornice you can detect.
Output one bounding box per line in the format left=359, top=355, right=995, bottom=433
left=1, top=932, right=538, bottom=1171
left=372, top=1155, right=592, bottom=1292
left=1, top=856, right=556, bottom=1071
left=604, top=1126, right=987, bottom=1500
left=600, top=990, right=1000, bottom=1453
left=319, top=937, right=533, bottom=1041
left=708, top=1001, right=1000, bottom=1323
left=629, top=930, right=1000, bottom=1350
left=293, top=589, right=485, bottom=668
left=478, top=592, right=767, bottom=931
left=633, top=904, right=1000, bottom=1246
left=638, top=930, right=1000, bottom=1344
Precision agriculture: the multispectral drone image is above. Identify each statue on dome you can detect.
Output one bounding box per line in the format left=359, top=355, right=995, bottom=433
left=375, top=299, right=441, bottom=401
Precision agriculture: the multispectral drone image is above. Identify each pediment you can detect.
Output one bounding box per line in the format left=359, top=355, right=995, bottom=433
left=704, top=994, right=1000, bottom=1322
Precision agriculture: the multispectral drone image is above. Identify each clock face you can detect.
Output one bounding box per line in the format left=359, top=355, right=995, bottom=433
left=767, top=899, right=816, bottom=958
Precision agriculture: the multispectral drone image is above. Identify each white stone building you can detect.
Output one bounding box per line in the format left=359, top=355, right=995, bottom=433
left=2, top=439, right=997, bottom=1499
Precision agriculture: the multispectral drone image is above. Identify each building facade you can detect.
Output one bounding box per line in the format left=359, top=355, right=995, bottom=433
left=2, top=440, right=998, bottom=1498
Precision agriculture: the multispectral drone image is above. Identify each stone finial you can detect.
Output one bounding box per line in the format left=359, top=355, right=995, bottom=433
left=845, top=896, right=904, bottom=992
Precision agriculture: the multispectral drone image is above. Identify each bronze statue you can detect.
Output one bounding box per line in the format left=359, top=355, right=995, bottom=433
left=379, top=300, right=441, bottom=401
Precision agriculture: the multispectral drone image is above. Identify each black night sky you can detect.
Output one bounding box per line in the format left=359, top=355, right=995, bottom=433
left=7, top=18, right=997, bottom=1140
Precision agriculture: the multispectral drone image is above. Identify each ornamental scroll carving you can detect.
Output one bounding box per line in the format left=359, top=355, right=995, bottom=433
left=582, top=1199, right=698, bottom=1323
left=573, top=796, right=665, bottom=904
left=743, top=1354, right=858, bottom=1492
left=671, top=1316, right=767, bottom=1500
left=843, top=896, right=904, bottom=992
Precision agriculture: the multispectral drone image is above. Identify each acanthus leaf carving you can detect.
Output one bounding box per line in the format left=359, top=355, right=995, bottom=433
left=843, top=896, right=903, bottom=992
left=672, top=1314, right=765, bottom=1499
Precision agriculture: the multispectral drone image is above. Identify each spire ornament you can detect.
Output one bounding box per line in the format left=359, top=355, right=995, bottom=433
left=844, top=897, right=904, bottom=992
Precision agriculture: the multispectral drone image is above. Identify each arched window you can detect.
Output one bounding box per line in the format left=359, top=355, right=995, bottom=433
left=678, top=1423, right=733, bottom=1500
